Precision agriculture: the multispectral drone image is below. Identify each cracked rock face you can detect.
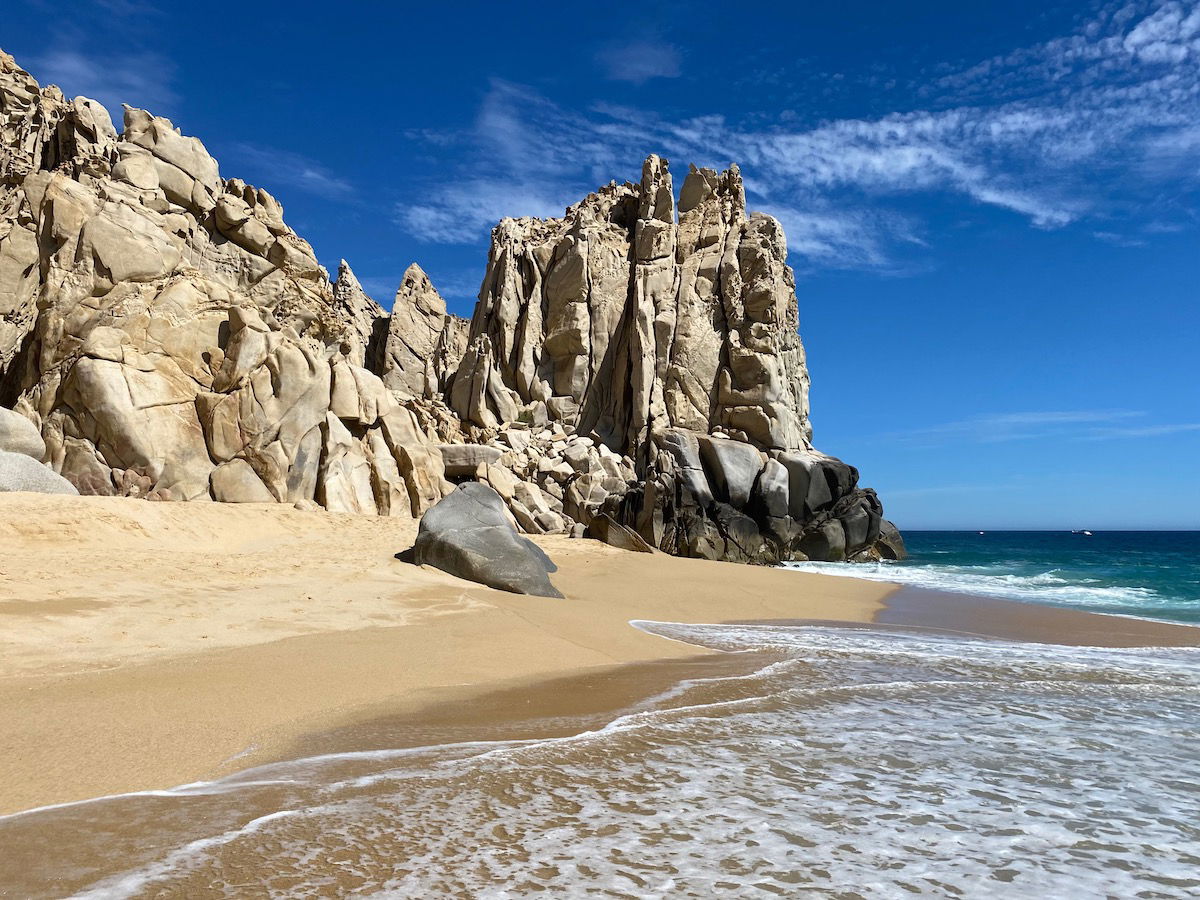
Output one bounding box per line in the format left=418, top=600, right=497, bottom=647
left=0, top=50, right=452, bottom=513
left=446, top=154, right=898, bottom=562
left=380, top=263, right=468, bottom=400
left=450, top=155, right=812, bottom=457
left=0, top=48, right=901, bottom=563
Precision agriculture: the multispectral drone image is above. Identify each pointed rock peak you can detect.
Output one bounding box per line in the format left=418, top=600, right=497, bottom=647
left=395, top=263, right=446, bottom=317
left=399, top=262, right=431, bottom=291
left=332, top=259, right=383, bottom=319
left=336, top=259, right=363, bottom=290
left=639, top=154, right=674, bottom=223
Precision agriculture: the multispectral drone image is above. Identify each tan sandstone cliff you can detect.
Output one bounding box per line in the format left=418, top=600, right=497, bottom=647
left=0, top=49, right=901, bottom=563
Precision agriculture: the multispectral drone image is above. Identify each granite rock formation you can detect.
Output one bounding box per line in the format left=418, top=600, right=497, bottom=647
left=448, top=155, right=897, bottom=563
left=0, top=48, right=901, bottom=563
left=413, top=481, right=563, bottom=597
left=0, top=51, right=451, bottom=513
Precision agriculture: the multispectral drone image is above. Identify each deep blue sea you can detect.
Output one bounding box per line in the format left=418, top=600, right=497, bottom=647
left=789, top=530, right=1200, bottom=624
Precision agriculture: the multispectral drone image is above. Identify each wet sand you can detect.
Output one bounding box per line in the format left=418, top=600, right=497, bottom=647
left=877, top=585, right=1200, bottom=646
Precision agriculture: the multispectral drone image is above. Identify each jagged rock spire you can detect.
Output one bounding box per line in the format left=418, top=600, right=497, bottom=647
left=332, top=259, right=386, bottom=368
left=379, top=263, right=468, bottom=400
left=450, top=153, right=811, bottom=455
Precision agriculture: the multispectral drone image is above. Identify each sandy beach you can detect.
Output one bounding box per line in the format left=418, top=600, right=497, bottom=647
left=1, top=494, right=1198, bottom=820
left=0, top=493, right=894, bottom=816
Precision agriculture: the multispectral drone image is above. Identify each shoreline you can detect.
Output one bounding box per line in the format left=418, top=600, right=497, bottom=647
left=0, top=494, right=890, bottom=816
left=1, top=494, right=1198, bottom=820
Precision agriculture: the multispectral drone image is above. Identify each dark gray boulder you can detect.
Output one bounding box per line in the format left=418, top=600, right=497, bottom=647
left=841, top=501, right=872, bottom=550
left=875, top=519, right=907, bottom=560
left=658, top=428, right=714, bottom=507
left=413, top=482, right=563, bottom=597
left=697, top=435, right=764, bottom=508
left=798, top=519, right=847, bottom=562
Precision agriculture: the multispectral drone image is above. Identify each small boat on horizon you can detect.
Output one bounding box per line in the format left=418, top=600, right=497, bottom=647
left=1071, top=530, right=1094, bottom=536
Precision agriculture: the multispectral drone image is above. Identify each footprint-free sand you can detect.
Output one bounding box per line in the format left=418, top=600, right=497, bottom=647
left=1, top=493, right=1196, bottom=816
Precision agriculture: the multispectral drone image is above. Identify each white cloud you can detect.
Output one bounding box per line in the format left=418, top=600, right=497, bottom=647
left=398, top=2, right=1200, bottom=270
left=595, top=40, right=682, bottom=84
left=27, top=46, right=177, bottom=118
left=1083, top=422, right=1200, bottom=438
left=398, top=179, right=572, bottom=244
left=884, top=410, right=1200, bottom=445
left=227, top=143, right=355, bottom=200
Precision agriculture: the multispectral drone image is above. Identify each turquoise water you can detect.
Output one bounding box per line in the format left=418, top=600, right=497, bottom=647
left=789, top=531, right=1200, bottom=623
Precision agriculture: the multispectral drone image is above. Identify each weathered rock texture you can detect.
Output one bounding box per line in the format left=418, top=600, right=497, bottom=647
left=451, top=157, right=810, bottom=455
left=380, top=263, right=468, bottom=399
left=413, top=481, right=563, bottom=597
left=0, top=51, right=451, bottom=514
left=448, top=155, right=899, bottom=563
left=0, top=48, right=901, bottom=563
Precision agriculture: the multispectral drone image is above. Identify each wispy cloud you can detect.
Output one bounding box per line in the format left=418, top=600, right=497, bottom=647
left=883, top=483, right=1017, bottom=499
left=27, top=45, right=177, bottom=118
left=399, top=179, right=571, bottom=244
left=595, top=40, right=682, bottom=84
left=227, top=143, right=355, bottom=200
left=91, top=0, right=165, bottom=15
left=398, top=1, right=1200, bottom=269
left=886, top=410, right=1200, bottom=446
left=1082, top=422, right=1200, bottom=439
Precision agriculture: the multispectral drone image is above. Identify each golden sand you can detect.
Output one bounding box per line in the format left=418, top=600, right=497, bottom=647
left=0, top=493, right=892, bottom=814
left=3, top=494, right=1198, bottom=818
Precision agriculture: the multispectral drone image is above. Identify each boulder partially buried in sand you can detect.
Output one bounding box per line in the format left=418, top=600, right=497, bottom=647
left=0, top=450, right=79, bottom=495
left=413, top=482, right=564, bottom=598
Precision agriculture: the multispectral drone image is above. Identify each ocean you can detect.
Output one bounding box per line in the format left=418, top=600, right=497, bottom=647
left=2, top=533, right=1198, bottom=897
left=790, top=530, right=1200, bottom=623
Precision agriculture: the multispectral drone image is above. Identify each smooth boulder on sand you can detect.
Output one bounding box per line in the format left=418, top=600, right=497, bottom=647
left=0, top=406, right=77, bottom=495
left=0, top=450, right=78, bottom=494
left=413, top=482, right=564, bottom=598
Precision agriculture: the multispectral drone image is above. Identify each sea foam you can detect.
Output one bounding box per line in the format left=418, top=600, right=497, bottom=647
left=35, top=623, right=1200, bottom=899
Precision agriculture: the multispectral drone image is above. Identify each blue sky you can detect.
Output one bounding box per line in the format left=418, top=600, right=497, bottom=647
left=5, top=0, right=1198, bottom=529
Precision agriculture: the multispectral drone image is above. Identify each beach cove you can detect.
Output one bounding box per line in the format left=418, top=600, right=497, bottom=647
left=2, top=495, right=1199, bottom=895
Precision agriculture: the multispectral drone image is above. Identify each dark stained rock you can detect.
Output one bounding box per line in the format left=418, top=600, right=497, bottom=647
left=413, top=482, right=563, bottom=597
left=875, top=519, right=908, bottom=560
left=841, top=501, right=872, bottom=550
left=586, top=512, right=654, bottom=553
left=799, top=519, right=847, bottom=562
left=697, top=435, right=765, bottom=508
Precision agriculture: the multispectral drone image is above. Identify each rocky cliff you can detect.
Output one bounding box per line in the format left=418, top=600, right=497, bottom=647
left=0, top=48, right=902, bottom=563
